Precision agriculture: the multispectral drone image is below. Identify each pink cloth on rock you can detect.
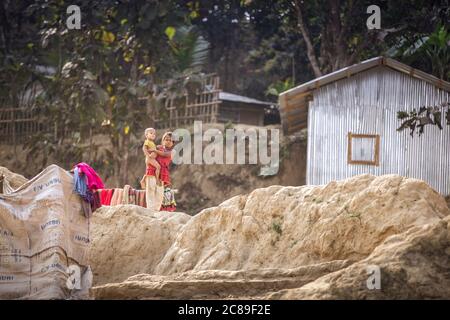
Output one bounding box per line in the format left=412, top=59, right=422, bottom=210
left=75, top=162, right=104, bottom=190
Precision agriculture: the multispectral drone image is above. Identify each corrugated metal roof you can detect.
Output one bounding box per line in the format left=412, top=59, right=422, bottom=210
left=281, top=57, right=450, bottom=100
left=219, top=92, right=275, bottom=106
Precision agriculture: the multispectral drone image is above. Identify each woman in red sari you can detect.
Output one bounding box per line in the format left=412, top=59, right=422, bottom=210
left=146, top=132, right=176, bottom=211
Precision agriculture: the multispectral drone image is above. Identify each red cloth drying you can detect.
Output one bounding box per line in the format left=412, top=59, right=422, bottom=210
left=100, top=189, right=114, bottom=206
left=75, top=162, right=104, bottom=190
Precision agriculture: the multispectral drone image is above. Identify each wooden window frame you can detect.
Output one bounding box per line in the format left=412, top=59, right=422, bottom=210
left=347, top=133, right=380, bottom=166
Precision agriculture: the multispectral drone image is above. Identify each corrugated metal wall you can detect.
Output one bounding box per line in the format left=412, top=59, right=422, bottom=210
left=307, top=66, right=450, bottom=194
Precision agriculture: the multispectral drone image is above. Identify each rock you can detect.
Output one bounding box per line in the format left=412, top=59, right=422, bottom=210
left=0, top=166, right=28, bottom=190
left=89, top=174, right=449, bottom=299
left=89, top=205, right=191, bottom=285
left=265, top=215, right=450, bottom=299
left=93, top=260, right=351, bottom=299
left=154, top=174, right=448, bottom=275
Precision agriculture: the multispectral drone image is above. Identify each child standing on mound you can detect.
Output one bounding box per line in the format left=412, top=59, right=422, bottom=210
left=141, top=128, right=160, bottom=185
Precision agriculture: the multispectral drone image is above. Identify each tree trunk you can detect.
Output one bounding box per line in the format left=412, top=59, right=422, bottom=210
left=329, top=0, right=345, bottom=70
left=295, top=0, right=323, bottom=78
left=112, top=133, right=121, bottom=186
left=121, top=132, right=130, bottom=187
left=119, top=59, right=138, bottom=186
left=88, top=126, right=93, bottom=163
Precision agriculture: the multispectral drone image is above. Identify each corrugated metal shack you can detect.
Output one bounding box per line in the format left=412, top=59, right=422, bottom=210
left=279, top=57, right=450, bottom=194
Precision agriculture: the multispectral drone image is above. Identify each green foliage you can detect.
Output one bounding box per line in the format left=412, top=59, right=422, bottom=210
left=266, top=78, right=295, bottom=97
left=397, top=103, right=450, bottom=137
left=397, top=111, right=410, bottom=120
left=0, top=0, right=201, bottom=184
left=271, top=221, right=282, bottom=235
left=347, top=211, right=362, bottom=225
left=154, top=26, right=210, bottom=109
left=415, top=26, right=449, bottom=80
left=168, top=26, right=210, bottom=75
left=224, top=121, right=234, bottom=131
left=165, top=26, right=177, bottom=41
left=391, top=25, right=450, bottom=81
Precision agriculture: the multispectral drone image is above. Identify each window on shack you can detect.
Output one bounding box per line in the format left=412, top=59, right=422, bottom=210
left=347, top=133, right=380, bottom=166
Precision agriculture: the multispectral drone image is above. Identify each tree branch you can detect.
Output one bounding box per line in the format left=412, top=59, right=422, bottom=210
left=294, top=0, right=323, bottom=77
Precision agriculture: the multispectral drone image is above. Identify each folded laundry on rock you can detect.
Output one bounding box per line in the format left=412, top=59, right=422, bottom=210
left=97, top=187, right=146, bottom=207
left=161, top=187, right=176, bottom=212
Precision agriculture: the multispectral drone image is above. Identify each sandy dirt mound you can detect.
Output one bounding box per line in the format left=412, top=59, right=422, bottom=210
left=89, top=174, right=449, bottom=299
left=0, top=165, right=28, bottom=189
left=265, top=215, right=450, bottom=299
left=89, top=205, right=191, bottom=285
left=154, top=174, right=447, bottom=275
left=93, top=260, right=351, bottom=299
